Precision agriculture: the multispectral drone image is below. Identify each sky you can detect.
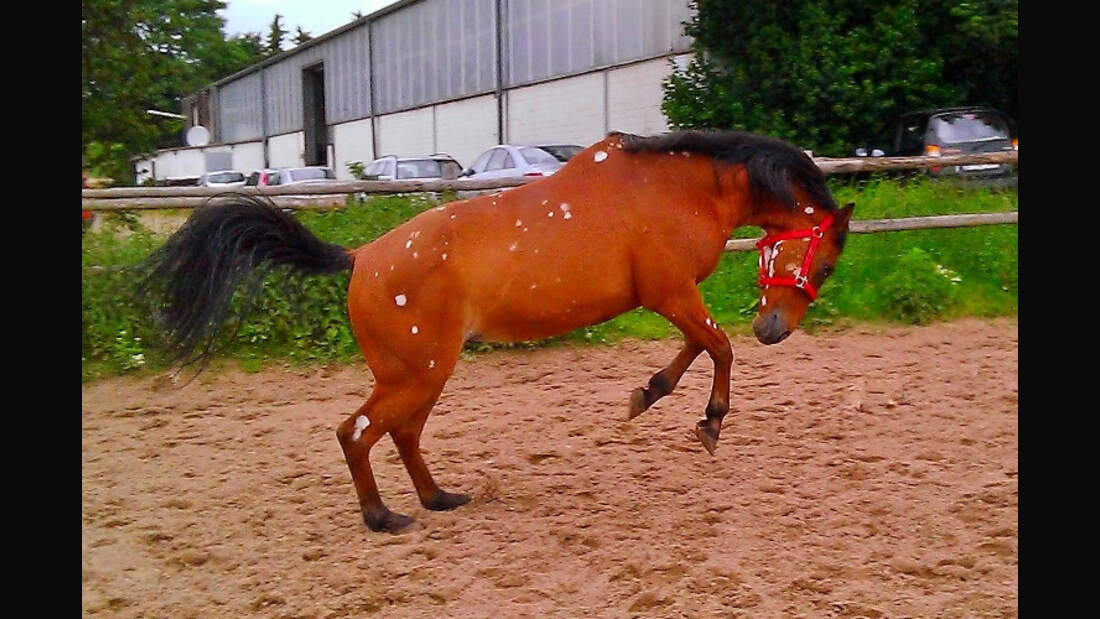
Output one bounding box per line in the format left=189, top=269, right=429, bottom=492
left=219, top=0, right=397, bottom=39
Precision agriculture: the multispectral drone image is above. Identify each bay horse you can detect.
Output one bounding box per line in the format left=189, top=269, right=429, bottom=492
left=141, top=130, right=854, bottom=532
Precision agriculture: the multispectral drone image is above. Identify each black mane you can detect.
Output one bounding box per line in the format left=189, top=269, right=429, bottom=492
left=616, top=130, right=837, bottom=212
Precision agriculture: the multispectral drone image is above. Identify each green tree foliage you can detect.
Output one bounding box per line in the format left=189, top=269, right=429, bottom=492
left=662, top=0, right=1018, bottom=156
left=82, top=0, right=269, bottom=180
left=266, top=14, right=288, bottom=56
left=293, top=26, right=313, bottom=47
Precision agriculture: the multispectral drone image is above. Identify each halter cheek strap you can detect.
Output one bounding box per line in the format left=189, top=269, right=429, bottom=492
left=755, top=213, right=836, bottom=301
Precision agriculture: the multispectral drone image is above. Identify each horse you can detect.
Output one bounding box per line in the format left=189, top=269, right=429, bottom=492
left=140, top=130, right=854, bottom=533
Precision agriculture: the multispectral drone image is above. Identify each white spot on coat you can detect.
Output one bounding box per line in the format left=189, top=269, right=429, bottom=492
left=804, top=206, right=815, bottom=214
left=509, top=242, right=518, bottom=251
left=428, top=360, right=435, bottom=369
left=515, top=219, right=523, bottom=227
left=394, top=294, right=407, bottom=306
left=761, top=296, right=768, bottom=307
left=564, top=212, right=572, bottom=220
left=411, top=325, right=419, bottom=334
left=352, top=415, right=370, bottom=441
left=548, top=211, right=554, bottom=217
left=405, top=240, right=413, bottom=249
left=442, top=253, right=448, bottom=260
left=594, top=150, right=608, bottom=162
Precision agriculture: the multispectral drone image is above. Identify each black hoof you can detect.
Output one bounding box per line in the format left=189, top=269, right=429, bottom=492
left=695, top=419, right=720, bottom=456
left=627, top=387, right=648, bottom=420
left=364, top=509, right=415, bottom=533
left=423, top=490, right=472, bottom=511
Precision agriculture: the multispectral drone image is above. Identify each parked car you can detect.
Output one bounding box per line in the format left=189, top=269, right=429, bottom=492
left=244, top=169, right=278, bottom=187
left=245, top=166, right=337, bottom=187
left=536, top=144, right=583, bottom=163
left=360, top=154, right=462, bottom=180
left=198, top=170, right=247, bottom=187
left=460, top=144, right=583, bottom=180
left=855, top=106, right=1017, bottom=177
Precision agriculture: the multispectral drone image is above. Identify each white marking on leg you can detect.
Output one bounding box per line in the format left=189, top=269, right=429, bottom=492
left=352, top=415, right=370, bottom=441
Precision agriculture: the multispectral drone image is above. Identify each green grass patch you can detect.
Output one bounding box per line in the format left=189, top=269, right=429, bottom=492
left=82, top=178, right=1017, bottom=381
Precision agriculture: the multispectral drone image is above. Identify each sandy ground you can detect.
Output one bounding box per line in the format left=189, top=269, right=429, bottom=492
left=82, top=318, right=1018, bottom=618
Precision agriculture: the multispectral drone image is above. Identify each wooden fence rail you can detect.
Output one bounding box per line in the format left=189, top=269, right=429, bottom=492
left=81, top=151, right=1017, bottom=211
left=724, top=211, right=1018, bottom=251
left=82, top=211, right=1019, bottom=273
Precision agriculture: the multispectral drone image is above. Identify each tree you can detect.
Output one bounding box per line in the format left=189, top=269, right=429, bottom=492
left=266, top=14, right=288, bottom=56
left=293, top=26, right=313, bottom=46
left=662, top=0, right=1018, bottom=156
left=82, top=0, right=267, bottom=180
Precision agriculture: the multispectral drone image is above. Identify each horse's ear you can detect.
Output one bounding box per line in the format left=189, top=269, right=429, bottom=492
left=837, top=202, right=855, bottom=228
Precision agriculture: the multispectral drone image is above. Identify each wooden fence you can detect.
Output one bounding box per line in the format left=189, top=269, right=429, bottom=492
left=81, top=151, right=1017, bottom=211
left=82, top=149, right=1017, bottom=270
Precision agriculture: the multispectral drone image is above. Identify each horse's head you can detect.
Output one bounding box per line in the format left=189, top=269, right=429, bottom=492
left=753, top=202, right=854, bottom=344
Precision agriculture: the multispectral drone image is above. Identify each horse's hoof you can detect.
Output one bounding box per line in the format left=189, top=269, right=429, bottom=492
left=364, top=509, right=415, bottom=533
left=627, top=387, right=648, bottom=420
left=695, top=419, right=720, bottom=456
left=423, top=490, right=472, bottom=511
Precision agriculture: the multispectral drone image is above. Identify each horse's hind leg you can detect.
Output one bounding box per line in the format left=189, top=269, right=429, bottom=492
left=391, top=394, right=472, bottom=511
left=337, top=382, right=438, bottom=532
left=628, top=341, right=703, bottom=420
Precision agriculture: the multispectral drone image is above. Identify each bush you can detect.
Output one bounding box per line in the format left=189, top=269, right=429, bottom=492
left=878, top=247, right=957, bottom=324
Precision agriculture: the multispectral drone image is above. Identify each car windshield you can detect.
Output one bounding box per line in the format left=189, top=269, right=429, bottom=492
left=395, top=160, right=446, bottom=179
left=536, top=145, right=582, bottom=162
left=207, top=172, right=245, bottom=184
left=929, top=112, right=1010, bottom=144
left=520, top=147, right=561, bottom=165
left=289, top=168, right=335, bottom=181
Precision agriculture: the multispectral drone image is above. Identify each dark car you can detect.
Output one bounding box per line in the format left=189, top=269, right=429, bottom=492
left=857, top=106, right=1018, bottom=177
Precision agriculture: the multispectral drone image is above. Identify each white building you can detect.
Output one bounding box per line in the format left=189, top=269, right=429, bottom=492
left=135, top=0, right=694, bottom=183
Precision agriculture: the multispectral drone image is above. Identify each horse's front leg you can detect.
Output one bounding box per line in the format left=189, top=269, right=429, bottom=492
left=648, top=287, right=733, bottom=455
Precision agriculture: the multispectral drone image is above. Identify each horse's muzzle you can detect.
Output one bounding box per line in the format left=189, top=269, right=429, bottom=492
left=753, top=311, right=791, bottom=345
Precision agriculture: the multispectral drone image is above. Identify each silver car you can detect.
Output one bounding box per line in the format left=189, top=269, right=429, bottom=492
left=265, top=166, right=337, bottom=186
left=460, top=144, right=582, bottom=180
left=360, top=154, right=462, bottom=180
left=198, top=170, right=247, bottom=187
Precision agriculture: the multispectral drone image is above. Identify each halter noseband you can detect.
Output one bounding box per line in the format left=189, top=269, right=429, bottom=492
left=756, top=213, right=836, bottom=301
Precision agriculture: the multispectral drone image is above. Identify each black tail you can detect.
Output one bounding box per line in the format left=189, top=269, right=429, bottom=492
left=138, top=194, right=353, bottom=367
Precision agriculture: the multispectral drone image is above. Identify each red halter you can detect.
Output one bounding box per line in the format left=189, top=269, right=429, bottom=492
left=756, top=213, right=836, bottom=301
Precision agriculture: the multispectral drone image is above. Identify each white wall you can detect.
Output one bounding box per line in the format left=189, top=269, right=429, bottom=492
left=607, top=57, right=682, bottom=136
left=434, top=95, right=499, bottom=168
left=268, top=132, right=304, bottom=168
left=377, top=108, right=434, bottom=159
left=231, top=142, right=265, bottom=174
left=332, top=117, right=376, bottom=180
left=155, top=149, right=205, bottom=179
left=506, top=72, right=605, bottom=147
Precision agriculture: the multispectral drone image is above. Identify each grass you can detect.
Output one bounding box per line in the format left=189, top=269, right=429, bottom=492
left=81, top=176, right=1017, bottom=381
